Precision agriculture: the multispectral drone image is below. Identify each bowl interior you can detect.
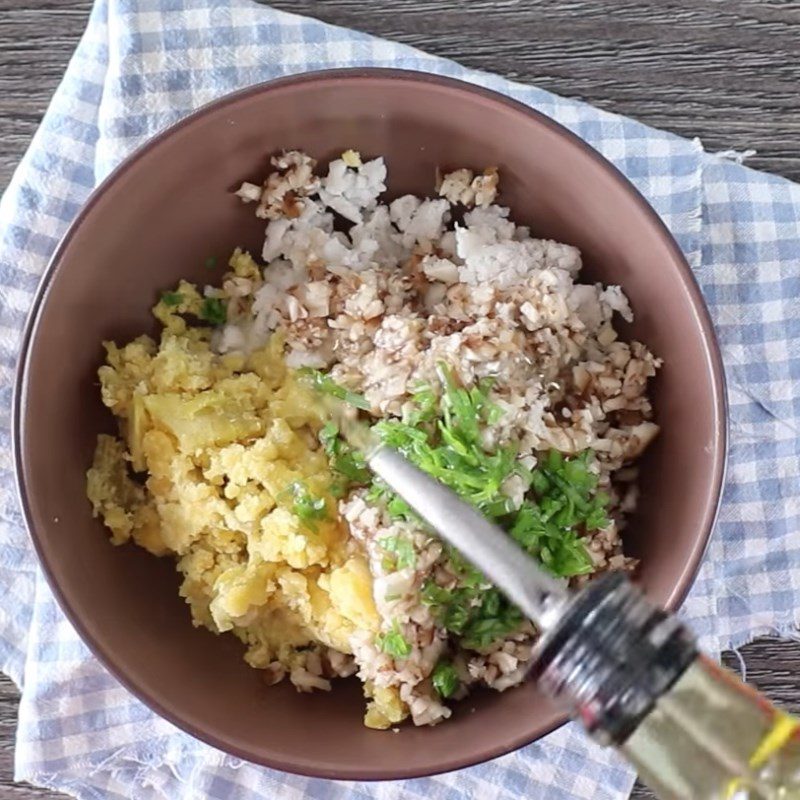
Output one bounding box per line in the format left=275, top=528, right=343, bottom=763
left=16, top=71, right=725, bottom=780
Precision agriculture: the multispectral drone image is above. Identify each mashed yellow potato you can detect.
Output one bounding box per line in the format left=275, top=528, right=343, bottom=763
left=86, top=253, right=382, bottom=702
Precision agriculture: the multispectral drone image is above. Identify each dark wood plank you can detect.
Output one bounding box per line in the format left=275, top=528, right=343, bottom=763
left=0, top=1, right=94, bottom=191
left=1, top=1, right=799, bottom=798
left=263, top=0, right=800, bottom=181
left=0, top=675, right=62, bottom=799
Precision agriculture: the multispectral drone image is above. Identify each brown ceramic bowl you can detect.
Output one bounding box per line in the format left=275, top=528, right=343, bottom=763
left=14, top=69, right=726, bottom=780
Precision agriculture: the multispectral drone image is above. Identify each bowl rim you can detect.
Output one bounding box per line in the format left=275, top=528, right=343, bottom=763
left=12, top=67, right=728, bottom=781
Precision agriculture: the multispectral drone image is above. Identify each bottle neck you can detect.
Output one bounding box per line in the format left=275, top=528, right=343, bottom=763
left=530, top=572, right=697, bottom=745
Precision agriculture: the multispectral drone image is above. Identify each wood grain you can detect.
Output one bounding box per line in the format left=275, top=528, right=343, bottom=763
left=1, top=1, right=799, bottom=798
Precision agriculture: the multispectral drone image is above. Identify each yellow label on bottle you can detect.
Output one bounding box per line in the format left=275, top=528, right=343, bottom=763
left=748, top=712, right=800, bottom=769
left=723, top=712, right=800, bottom=798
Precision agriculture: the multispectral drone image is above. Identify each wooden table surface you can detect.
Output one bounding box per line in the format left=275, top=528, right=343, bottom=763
left=1, top=1, right=799, bottom=798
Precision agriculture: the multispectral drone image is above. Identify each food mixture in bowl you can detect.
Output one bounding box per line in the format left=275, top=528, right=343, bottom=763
left=87, top=150, right=661, bottom=729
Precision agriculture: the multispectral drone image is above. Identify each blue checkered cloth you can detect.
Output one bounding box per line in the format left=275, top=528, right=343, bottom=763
left=0, top=1, right=798, bottom=798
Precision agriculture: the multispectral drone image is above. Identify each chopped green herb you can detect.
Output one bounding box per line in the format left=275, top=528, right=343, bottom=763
left=386, top=493, right=415, bottom=521
left=161, top=291, right=183, bottom=307
left=359, top=365, right=608, bottom=649
left=299, top=368, right=371, bottom=411
left=432, top=662, right=459, bottom=698
left=286, top=482, right=327, bottom=528
left=318, top=422, right=370, bottom=495
left=507, top=449, right=608, bottom=577
left=377, top=621, right=411, bottom=659
left=421, top=579, right=452, bottom=607
left=199, top=297, right=227, bottom=326
left=378, top=535, right=416, bottom=570
left=444, top=545, right=484, bottom=588
left=372, top=364, right=600, bottom=582
left=204, top=255, right=217, bottom=269
left=404, top=382, right=439, bottom=425
left=367, top=480, right=416, bottom=522
left=462, top=605, right=523, bottom=649
left=371, top=365, right=525, bottom=518
left=422, top=579, right=521, bottom=648
left=509, top=502, right=593, bottom=577
left=319, top=422, right=339, bottom=451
